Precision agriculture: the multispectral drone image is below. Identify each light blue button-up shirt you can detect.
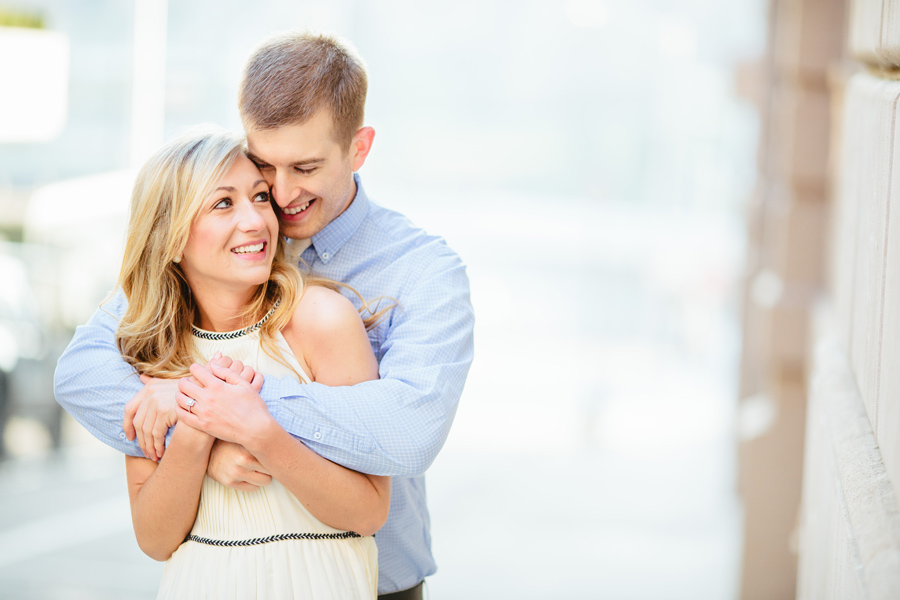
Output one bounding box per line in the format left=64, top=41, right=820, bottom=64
left=54, top=174, right=475, bottom=594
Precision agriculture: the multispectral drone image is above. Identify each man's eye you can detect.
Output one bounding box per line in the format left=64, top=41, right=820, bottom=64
left=294, top=166, right=315, bottom=175
left=254, top=163, right=273, bottom=171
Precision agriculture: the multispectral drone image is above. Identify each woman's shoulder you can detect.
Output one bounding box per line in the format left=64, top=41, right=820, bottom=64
left=283, top=284, right=364, bottom=342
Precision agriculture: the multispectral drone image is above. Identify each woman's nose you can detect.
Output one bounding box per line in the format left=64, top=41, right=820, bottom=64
left=238, top=200, right=267, bottom=231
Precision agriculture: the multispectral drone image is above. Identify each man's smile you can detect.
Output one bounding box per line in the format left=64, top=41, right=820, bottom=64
left=282, top=199, right=314, bottom=216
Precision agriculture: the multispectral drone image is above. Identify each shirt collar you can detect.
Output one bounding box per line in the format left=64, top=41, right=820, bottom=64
left=307, top=173, right=369, bottom=264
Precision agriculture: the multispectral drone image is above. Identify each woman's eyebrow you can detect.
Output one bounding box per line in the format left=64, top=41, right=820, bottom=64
left=211, top=180, right=267, bottom=193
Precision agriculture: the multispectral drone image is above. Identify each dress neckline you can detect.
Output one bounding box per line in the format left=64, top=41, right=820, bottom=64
left=191, top=299, right=281, bottom=341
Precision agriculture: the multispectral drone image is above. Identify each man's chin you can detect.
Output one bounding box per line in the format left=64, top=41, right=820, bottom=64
left=279, top=220, right=318, bottom=241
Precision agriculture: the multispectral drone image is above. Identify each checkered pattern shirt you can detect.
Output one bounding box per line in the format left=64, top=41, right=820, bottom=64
left=54, top=174, right=475, bottom=594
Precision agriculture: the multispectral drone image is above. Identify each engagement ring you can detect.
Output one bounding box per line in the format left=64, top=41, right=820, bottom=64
left=185, top=398, right=196, bottom=413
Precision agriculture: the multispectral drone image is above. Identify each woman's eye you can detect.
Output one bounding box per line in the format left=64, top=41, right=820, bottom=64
left=253, top=191, right=271, bottom=203
left=213, top=198, right=232, bottom=209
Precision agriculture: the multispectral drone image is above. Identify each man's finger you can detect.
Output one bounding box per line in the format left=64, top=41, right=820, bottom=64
left=208, top=362, right=248, bottom=386
left=152, top=418, right=168, bottom=460
left=240, top=365, right=255, bottom=383
left=251, top=371, right=264, bottom=393
left=243, top=470, right=273, bottom=487
left=123, top=396, right=141, bottom=441
left=209, top=353, right=232, bottom=369
left=133, top=401, right=150, bottom=458
left=188, top=363, right=223, bottom=388
left=141, top=407, right=157, bottom=460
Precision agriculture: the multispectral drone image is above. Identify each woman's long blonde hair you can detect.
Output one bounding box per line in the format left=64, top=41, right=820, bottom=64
left=116, top=127, right=305, bottom=378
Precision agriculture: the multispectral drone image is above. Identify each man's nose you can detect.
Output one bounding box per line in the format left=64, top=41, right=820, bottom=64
left=271, top=171, right=294, bottom=208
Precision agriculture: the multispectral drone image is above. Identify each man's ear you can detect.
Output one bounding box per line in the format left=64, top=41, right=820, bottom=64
left=350, top=126, right=375, bottom=171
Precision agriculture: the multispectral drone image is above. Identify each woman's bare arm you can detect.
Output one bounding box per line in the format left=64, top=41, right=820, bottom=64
left=124, top=423, right=214, bottom=560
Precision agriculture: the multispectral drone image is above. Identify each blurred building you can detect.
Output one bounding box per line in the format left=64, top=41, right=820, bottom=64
left=738, top=0, right=900, bottom=598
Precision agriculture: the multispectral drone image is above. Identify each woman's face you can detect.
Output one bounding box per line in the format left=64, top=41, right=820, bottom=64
left=180, top=154, right=279, bottom=298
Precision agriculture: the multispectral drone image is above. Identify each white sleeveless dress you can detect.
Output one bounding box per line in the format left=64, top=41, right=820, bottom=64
left=156, top=323, right=378, bottom=599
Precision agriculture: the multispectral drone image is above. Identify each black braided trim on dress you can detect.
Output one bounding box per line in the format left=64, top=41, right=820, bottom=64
left=185, top=531, right=363, bottom=547
left=191, top=299, right=281, bottom=341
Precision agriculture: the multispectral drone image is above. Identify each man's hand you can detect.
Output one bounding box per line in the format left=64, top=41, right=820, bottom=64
left=124, top=354, right=264, bottom=461
left=206, top=440, right=273, bottom=491
left=124, top=376, right=180, bottom=461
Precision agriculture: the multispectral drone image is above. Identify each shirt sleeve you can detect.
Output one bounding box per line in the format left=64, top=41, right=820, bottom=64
left=261, top=247, right=475, bottom=477
left=53, top=290, right=146, bottom=457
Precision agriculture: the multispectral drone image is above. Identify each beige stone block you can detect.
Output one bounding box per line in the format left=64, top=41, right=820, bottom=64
left=739, top=375, right=807, bottom=600
left=797, top=336, right=867, bottom=600
left=735, top=58, right=770, bottom=108
left=773, top=0, right=847, bottom=80
left=767, top=85, right=831, bottom=186
left=745, top=184, right=767, bottom=253
left=849, top=0, right=887, bottom=65
left=830, top=73, right=900, bottom=425
left=847, top=0, right=900, bottom=67
left=880, top=1, right=900, bottom=65
left=874, top=93, right=900, bottom=495
left=761, top=184, right=828, bottom=287
left=797, top=330, right=900, bottom=599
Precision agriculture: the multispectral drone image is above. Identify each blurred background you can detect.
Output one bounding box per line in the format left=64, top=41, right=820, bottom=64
left=0, top=0, right=767, bottom=598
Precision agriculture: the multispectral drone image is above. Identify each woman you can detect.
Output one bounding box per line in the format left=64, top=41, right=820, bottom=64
left=115, top=127, right=389, bottom=598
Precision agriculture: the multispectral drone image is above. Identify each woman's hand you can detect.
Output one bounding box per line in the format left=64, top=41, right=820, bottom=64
left=176, top=363, right=274, bottom=448
left=125, top=355, right=264, bottom=460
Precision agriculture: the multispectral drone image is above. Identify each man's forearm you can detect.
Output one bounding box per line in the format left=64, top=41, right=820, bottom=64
left=54, top=298, right=145, bottom=457
left=262, top=364, right=469, bottom=477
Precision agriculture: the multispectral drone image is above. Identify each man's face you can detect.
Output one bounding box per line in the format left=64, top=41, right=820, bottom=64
left=246, top=110, right=359, bottom=241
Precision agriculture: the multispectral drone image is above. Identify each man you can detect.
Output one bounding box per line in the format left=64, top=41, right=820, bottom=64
left=55, top=32, right=474, bottom=600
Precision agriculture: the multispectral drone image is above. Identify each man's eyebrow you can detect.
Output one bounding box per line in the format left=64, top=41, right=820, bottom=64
left=291, top=158, right=324, bottom=166
left=246, top=153, right=325, bottom=167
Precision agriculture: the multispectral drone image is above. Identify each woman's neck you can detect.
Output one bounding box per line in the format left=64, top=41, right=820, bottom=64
left=191, top=286, right=260, bottom=332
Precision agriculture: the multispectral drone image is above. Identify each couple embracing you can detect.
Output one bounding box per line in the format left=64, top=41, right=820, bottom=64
left=55, top=31, right=474, bottom=600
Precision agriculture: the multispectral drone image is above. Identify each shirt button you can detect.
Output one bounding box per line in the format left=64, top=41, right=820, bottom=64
left=322, top=252, right=330, bottom=260
left=314, top=431, right=322, bottom=440
left=119, top=432, right=127, bottom=439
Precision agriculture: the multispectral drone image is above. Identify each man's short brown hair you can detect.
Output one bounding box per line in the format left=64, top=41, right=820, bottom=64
left=239, top=32, right=368, bottom=148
